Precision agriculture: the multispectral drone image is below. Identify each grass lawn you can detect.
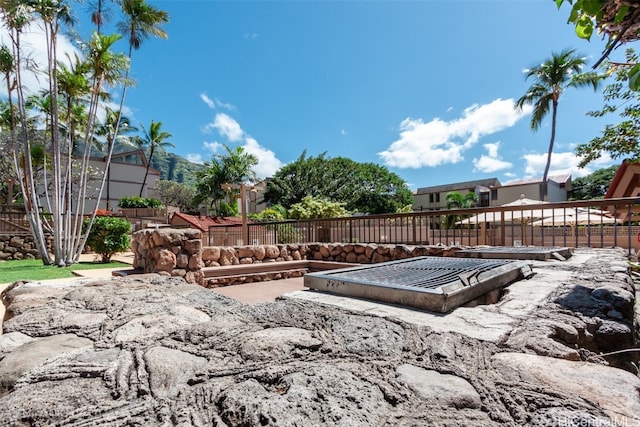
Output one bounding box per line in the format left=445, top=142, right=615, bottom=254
left=0, top=259, right=129, bottom=283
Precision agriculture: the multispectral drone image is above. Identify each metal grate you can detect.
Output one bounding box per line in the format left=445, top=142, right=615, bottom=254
left=456, top=246, right=572, bottom=261
left=304, top=256, right=534, bottom=313
left=319, top=257, right=516, bottom=290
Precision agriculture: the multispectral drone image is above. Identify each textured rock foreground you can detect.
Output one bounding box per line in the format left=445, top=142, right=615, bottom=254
left=0, top=248, right=638, bottom=426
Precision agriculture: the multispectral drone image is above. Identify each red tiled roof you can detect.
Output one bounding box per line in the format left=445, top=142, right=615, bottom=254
left=170, top=212, right=247, bottom=231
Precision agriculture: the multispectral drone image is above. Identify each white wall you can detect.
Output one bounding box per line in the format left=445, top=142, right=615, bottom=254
left=87, top=158, right=160, bottom=213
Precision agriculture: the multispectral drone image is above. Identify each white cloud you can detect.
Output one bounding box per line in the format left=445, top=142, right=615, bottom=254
left=340, top=129, right=347, bottom=136
left=186, top=141, right=222, bottom=164
left=200, top=93, right=235, bottom=110
left=186, top=154, right=205, bottom=164
left=484, top=142, right=500, bottom=158
left=522, top=151, right=615, bottom=179
left=379, top=98, right=531, bottom=168
left=205, top=113, right=244, bottom=141
left=243, top=137, right=282, bottom=179
left=203, top=141, right=223, bottom=153
left=197, top=114, right=283, bottom=179
left=0, top=22, right=79, bottom=98
left=200, top=93, right=215, bottom=109
left=0, top=23, right=136, bottom=135
left=472, top=142, right=513, bottom=173
left=216, top=99, right=235, bottom=110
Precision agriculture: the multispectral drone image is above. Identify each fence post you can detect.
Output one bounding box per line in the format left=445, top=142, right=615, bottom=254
left=412, top=216, right=416, bottom=244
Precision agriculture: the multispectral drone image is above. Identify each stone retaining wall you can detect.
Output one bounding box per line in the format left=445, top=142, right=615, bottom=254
left=200, top=242, right=462, bottom=268
left=131, top=228, right=205, bottom=285
left=132, top=228, right=465, bottom=287
left=201, top=244, right=308, bottom=266
left=307, top=242, right=462, bottom=263
left=0, top=235, right=44, bottom=260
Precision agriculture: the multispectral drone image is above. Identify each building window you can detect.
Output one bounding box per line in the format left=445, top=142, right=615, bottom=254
left=491, top=189, right=498, bottom=200
left=429, top=194, right=434, bottom=203
left=435, top=193, right=440, bottom=203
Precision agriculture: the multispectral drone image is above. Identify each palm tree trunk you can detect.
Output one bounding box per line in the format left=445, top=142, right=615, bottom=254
left=542, top=100, right=558, bottom=201
left=140, top=145, right=154, bottom=197
left=10, top=31, right=51, bottom=264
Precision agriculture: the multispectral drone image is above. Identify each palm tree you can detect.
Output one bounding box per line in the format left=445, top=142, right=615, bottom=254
left=118, top=0, right=169, bottom=57
left=194, top=144, right=258, bottom=216
left=220, top=144, right=259, bottom=184
left=90, top=0, right=115, bottom=34
left=108, top=0, right=168, bottom=140
left=137, top=120, right=173, bottom=197
left=98, top=0, right=168, bottom=202
left=516, top=48, right=601, bottom=200
left=445, top=191, right=478, bottom=209
left=444, top=190, right=478, bottom=229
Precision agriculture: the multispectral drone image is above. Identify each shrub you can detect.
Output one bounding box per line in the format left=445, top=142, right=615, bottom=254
left=83, top=216, right=131, bottom=263
left=118, top=196, right=164, bottom=209
left=249, top=206, right=286, bottom=221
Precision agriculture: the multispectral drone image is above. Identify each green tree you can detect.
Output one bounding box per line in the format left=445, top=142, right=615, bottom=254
left=263, top=151, right=413, bottom=214
left=154, top=179, right=195, bottom=212
left=345, top=162, right=414, bottom=214
left=569, top=165, right=618, bottom=200
left=0, top=0, right=167, bottom=266
left=288, top=195, right=350, bottom=219
left=576, top=49, right=640, bottom=166
left=0, top=0, right=130, bottom=265
left=194, top=144, right=258, bottom=216
left=262, top=151, right=331, bottom=209
left=556, top=0, right=640, bottom=85
left=137, top=120, right=173, bottom=197
left=516, top=48, right=601, bottom=200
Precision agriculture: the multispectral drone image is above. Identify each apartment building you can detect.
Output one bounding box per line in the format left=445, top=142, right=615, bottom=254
left=413, top=175, right=571, bottom=211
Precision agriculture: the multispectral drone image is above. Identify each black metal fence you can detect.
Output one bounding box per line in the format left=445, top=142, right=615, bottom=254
left=6, top=198, right=640, bottom=255
left=207, top=197, right=640, bottom=255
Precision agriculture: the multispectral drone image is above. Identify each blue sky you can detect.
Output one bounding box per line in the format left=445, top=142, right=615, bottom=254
left=1, top=0, right=624, bottom=190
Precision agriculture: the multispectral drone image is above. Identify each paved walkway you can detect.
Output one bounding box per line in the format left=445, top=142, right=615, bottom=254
left=211, top=277, right=306, bottom=304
